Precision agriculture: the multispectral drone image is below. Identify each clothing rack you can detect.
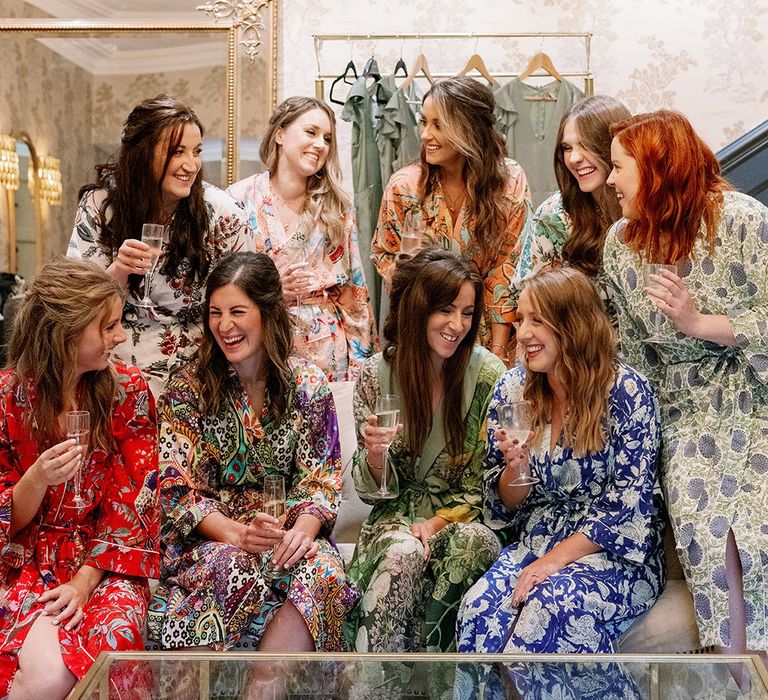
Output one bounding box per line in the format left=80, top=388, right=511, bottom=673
left=312, top=32, right=594, bottom=99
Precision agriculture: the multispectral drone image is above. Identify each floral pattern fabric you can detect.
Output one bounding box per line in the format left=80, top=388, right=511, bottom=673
left=0, top=363, right=160, bottom=690
left=227, top=172, right=378, bottom=382
left=457, top=363, right=665, bottom=654
left=68, top=183, right=255, bottom=398
left=513, top=192, right=617, bottom=320
left=371, top=161, right=533, bottom=341
left=345, top=347, right=505, bottom=652
left=603, top=190, right=768, bottom=649
left=152, top=358, right=357, bottom=651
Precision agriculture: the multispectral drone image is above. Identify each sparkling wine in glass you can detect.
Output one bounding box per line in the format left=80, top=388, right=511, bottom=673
left=135, top=223, right=166, bottom=309
left=280, top=236, right=310, bottom=339
left=374, top=394, right=401, bottom=499
left=396, top=209, right=423, bottom=261
left=64, top=410, right=91, bottom=508
left=497, top=400, right=538, bottom=487
left=643, top=263, right=678, bottom=344
left=262, top=475, right=286, bottom=584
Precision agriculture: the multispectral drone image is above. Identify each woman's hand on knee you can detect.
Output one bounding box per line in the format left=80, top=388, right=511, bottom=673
left=410, top=516, right=449, bottom=563
left=271, top=528, right=317, bottom=569
left=237, top=513, right=284, bottom=554
left=511, top=556, right=562, bottom=606
left=38, top=581, right=88, bottom=630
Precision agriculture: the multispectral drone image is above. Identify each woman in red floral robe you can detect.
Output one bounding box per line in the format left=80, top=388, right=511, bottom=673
left=0, top=259, right=159, bottom=700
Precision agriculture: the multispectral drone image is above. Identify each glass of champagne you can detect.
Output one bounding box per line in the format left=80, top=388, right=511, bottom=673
left=497, top=400, right=538, bottom=487
left=63, top=410, right=91, bottom=508
left=643, top=263, right=678, bottom=344
left=396, top=209, right=423, bottom=261
left=262, top=475, right=286, bottom=584
left=280, top=236, right=310, bottom=339
left=135, top=223, right=166, bottom=309
left=374, top=394, right=401, bottom=499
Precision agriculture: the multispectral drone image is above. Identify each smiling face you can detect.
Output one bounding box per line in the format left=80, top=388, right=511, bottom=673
left=419, top=96, right=465, bottom=172
left=209, top=283, right=265, bottom=377
left=425, top=281, right=476, bottom=370
left=274, top=107, right=332, bottom=179
left=515, top=288, right=560, bottom=378
left=75, top=295, right=126, bottom=377
left=153, top=122, right=202, bottom=210
left=607, top=137, right=641, bottom=219
left=561, top=117, right=609, bottom=194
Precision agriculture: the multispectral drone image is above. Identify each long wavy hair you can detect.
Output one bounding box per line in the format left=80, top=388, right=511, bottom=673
left=79, top=94, right=210, bottom=297
left=610, top=110, right=733, bottom=263
left=521, top=267, right=616, bottom=457
left=418, top=78, right=510, bottom=273
left=554, top=95, right=631, bottom=276
left=192, top=252, right=293, bottom=422
left=383, top=247, right=484, bottom=464
left=259, top=96, right=350, bottom=248
left=6, top=259, right=125, bottom=452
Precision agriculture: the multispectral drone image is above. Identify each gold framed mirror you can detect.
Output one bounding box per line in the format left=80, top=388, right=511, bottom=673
left=0, top=5, right=279, bottom=278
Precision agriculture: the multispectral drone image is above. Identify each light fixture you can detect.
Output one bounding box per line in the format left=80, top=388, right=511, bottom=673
left=29, top=155, right=62, bottom=206
left=0, top=134, right=20, bottom=191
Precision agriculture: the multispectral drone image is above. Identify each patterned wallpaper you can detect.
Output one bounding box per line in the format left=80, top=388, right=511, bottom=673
left=279, top=0, right=768, bottom=190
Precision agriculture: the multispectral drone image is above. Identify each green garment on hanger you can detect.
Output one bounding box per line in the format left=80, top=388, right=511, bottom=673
left=377, top=78, right=423, bottom=186
left=494, top=78, right=583, bottom=207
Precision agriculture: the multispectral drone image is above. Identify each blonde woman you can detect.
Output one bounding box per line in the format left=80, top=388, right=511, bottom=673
left=458, top=267, right=664, bottom=655
left=228, top=96, right=377, bottom=381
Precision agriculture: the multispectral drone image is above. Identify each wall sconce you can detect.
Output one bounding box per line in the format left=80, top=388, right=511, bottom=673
left=0, top=134, right=20, bottom=191
left=29, top=155, right=62, bottom=206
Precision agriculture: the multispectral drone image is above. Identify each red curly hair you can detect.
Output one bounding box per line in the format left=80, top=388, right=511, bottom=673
left=610, top=110, right=732, bottom=263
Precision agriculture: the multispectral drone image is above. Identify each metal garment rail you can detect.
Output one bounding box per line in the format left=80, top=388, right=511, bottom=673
left=312, top=31, right=594, bottom=99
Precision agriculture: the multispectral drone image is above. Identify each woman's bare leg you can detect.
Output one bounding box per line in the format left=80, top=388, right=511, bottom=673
left=257, top=600, right=314, bottom=652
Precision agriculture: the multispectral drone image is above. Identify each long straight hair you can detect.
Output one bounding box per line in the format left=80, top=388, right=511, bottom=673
left=7, top=259, right=124, bottom=452
left=418, top=78, right=511, bottom=273
left=610, top=110, right=732, bottom=263
left=521, top=267, right=616, bottom=456
left=554, top=95, right=631, bottom=276
left=79, top=94, right=210, bottom=297
left=192, top=252, right=293, bottom=422
left=383, top=248, right=484, bottom=464
left=259, top=96, right=350, bottom=248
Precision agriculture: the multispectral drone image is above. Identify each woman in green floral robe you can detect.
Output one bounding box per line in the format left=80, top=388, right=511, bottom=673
left=345, top=249, right=504, bottom=653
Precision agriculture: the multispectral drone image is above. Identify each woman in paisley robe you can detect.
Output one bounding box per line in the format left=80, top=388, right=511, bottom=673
left=153, top=251, right=356, bottom=653
left=458, top=267, right=665, bottom=662
left=345, top=248, right=505, bottom=654
left=0, top=259, right=159, bottom=700
left=604, top=110, right=768, bottom=673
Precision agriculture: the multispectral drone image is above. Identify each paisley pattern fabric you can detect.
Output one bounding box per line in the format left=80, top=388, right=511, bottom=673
left=68, top=183, right=254, bottom=398
left=345, top=347, right=505, bottom=652
left=458, top=363, right=665, bottom=653
left=227, top=172, right=378, bottom=381
left=513, top=192, right=617, bottom=321
left=152, top=357, right=357, bottom=650
left=0, top=363, right=160, bottom=690
left=603, top=190, right=768, bottom=649
left=371, top=161, right=533, bottom=342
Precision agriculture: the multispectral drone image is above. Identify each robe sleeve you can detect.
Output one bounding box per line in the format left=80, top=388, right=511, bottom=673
left=577, top=368, right=662, bottom=564
left=83, top=366, right=160, bottom=578
left=67, top=189, right=113, bottom=267
left=284, top=365, right=343, bottom=534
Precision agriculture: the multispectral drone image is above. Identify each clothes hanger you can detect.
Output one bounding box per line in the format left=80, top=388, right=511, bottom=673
left=457, top=53, right=494, bottom=85
left=399, top=53, right=433, bottom=92
left=328, top=42, right=359, bottom=105
left=393, top=38, right=408, bottom=79
left=518, top=51, right=562, bottom=101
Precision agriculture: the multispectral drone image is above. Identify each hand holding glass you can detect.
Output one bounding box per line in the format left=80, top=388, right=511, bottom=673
left=642, top=263, right=679, bottom=343
left=396, top=209, right=423, bottom=261
left=135, top=223, right=166, bottom=309
left=63, top=410, right=91, bottom=508
left=262, top=475, right=286, bottom=583
left=497, top=400, right=538, bottom=486
left=374, top=394, right=400, bottom=499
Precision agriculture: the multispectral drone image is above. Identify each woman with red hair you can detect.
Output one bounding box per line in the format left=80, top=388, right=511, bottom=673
left=604, top=110, right=768, bottom=673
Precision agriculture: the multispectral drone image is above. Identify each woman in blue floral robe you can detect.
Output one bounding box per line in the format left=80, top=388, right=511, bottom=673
left=458, top=267, right=665, bottom=659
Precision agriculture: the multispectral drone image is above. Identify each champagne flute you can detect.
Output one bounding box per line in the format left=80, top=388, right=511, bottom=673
left=280, top=236, right=310, bottom=339
left=63, top=410, right=91, bottom=508
left=396, top=209, right=423, bottom=261
left=135, top=223, right=166, bottom=309
left=497, top=400, right=538, bottom=487
left=374, top=394, right=401, bottom=499
left=643, top=263, right=678, bottom=344
left=262, top=475, right=286, bottom=584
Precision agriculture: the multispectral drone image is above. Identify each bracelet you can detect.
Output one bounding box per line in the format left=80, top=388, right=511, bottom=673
left=490, top=344, right=510, bottom=361
left=364, top=449, right=383, bottom=471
